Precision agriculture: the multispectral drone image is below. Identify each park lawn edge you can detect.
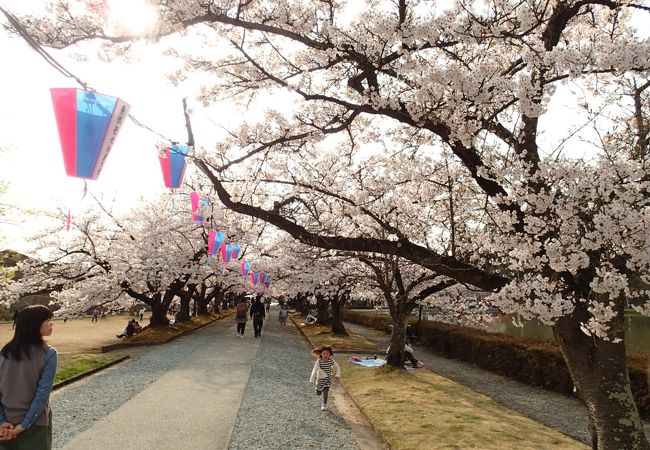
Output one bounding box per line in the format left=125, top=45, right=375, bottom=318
left=53, top=353, right=129, bottom=390
left=101, top=308, right=235, bottom=352
left=289, top=311, right=378, bottom=352
left=339, top=364, right=588, bottom=450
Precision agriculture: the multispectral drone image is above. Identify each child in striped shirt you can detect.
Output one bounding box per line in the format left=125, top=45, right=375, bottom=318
left=309, top=346, right=341, bottom=411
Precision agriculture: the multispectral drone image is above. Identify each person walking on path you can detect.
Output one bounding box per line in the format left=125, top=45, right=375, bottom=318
left=278, top=304, right=289, bottom=328
left=91, top=309, right=98, bottom=323
left=139, top=307, right=145, bottom=322
left=11, top=311, right=18, bottom=330
left=309, top=346, right=340, bottom=411
left=235, top=298, right=249, bottom=337
left=264, top=297, right=271, bottom=314
left=0, top=305, right=57, bottom=450
left=251, top=296, right=266, bottom=338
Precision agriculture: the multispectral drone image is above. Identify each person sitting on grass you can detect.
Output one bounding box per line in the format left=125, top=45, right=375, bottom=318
left=116, top=320, right=142, bottom=339
left=405, top=324, right=416, bottom=345
left=304, top=311, right=318, bottom=326
left=386, top=343, right=424, bottom=368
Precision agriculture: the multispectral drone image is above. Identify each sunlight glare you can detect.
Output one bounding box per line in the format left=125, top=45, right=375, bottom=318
left=107, top=0, right=157, bottom=36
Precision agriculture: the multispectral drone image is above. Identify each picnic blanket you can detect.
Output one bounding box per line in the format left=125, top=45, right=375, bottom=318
left=349, top=356, right=387, bottom=367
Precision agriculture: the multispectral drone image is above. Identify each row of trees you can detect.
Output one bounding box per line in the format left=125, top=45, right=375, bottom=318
left=4, top=1, right=650, bottom=448
left=1, top=195, right=272, bottom=325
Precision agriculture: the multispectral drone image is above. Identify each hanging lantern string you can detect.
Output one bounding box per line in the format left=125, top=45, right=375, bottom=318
left=0, top=6, right=90, bottom=91
left=0, top=5, right=175, bottom=144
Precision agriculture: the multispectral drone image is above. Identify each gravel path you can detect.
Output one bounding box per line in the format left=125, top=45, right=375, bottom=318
left=343, top=321, right=650, bottom=444
left=228, top=312, right=359, bottom=450
left=51, top=325, right=226, bottom=449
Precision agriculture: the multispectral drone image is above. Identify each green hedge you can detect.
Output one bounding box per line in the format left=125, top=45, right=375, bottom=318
left=342, top=310, right=650, bottom=419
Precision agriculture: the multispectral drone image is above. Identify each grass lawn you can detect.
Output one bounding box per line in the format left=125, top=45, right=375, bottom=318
left=290, top=312, right=378, bottom=352
left=342, top=363, right=588, bottom=450
left=120, top=309, right=235, bottom=346
left=1, top=309, right=235, bottom=353
left=55, top=353, right=124, bottom=384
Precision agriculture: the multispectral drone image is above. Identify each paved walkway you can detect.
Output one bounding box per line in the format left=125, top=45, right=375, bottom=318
left=59, top=318, right=262, bottom=449
left=51, top=312, right=379, bottom=450
left=343, top=320, right=650, bottom=444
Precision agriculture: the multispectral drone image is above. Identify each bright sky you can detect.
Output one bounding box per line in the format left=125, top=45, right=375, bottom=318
left=0, top=1, right=647, bottom=254
left=0, top=0, right=226, bottom=253
left=0, top=31, right=182, bottom=251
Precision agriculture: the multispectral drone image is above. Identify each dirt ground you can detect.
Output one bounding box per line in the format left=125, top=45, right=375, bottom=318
left=0, top=314, right=146, bottom=353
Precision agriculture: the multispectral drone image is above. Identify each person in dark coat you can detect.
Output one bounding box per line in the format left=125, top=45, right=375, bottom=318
left=250, top=296, right=266, bottom=338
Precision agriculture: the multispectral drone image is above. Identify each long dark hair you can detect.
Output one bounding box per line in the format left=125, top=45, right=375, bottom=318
left=1, top=305, right=53, bottom=361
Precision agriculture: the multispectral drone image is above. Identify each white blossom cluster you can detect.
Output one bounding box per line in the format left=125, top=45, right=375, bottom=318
left=8, top=1, right=650, bottom=343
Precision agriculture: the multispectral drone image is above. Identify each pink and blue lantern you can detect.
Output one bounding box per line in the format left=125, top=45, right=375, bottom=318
left=241, top=261, right=251, bottom=278
left=51, top=88, right=130, bottom=179
left=221, top=243, right=233, bottom=263
left=158, top=144, right=189, bottom=189
left=207, top=230, right=226, bottom=256
left=190, top=192, right=204, bottom=224
left=231, top=243, right=241, bottom=260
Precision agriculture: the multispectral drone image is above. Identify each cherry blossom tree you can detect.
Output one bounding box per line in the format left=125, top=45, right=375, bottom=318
left=1, top=192, right=270, bottom=326
left=356, top=253, right=455, bottom=366
left=9, top=1, right=650, bottom=447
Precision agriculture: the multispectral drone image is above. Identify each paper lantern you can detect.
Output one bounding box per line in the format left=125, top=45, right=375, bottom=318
left=221, top=243, right=235, bottom=264
left=231, top=243, right=241, bottom=260
left=51, top=88, right=130, bottom=179
left=207, top=230, right=226, bottom=256
left=241, top=261, right=251, bottom=278
left=158, top=144, right=189, bottom=189
left=190, top=192, right=203, bottom=224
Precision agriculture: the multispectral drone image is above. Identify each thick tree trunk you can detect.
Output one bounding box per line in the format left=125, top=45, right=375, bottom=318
left=177, top=295, right=191, bottom=322
left=330, top=296, right=348, bottom=336
left=149, top=298, right=169, bottom=327
left=386, top=309, right=408, bottom=368
left=554, top=302, right=649, bottom=450
left=297, top=293, right=310, bottom=315
left=194, top=284, right=210, bottom=316
left=197, top=298, right=210, bottom=315
left=316, top=295, right=331, bottom=326
left=214, top=290, right=225, bottom=313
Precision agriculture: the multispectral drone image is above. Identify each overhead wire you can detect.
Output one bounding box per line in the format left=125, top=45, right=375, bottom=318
left=0, top=5, right=176, bottom=144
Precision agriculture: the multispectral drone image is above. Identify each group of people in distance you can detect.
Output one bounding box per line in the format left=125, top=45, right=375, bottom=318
left=235, top=294, right=290, bottom=337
